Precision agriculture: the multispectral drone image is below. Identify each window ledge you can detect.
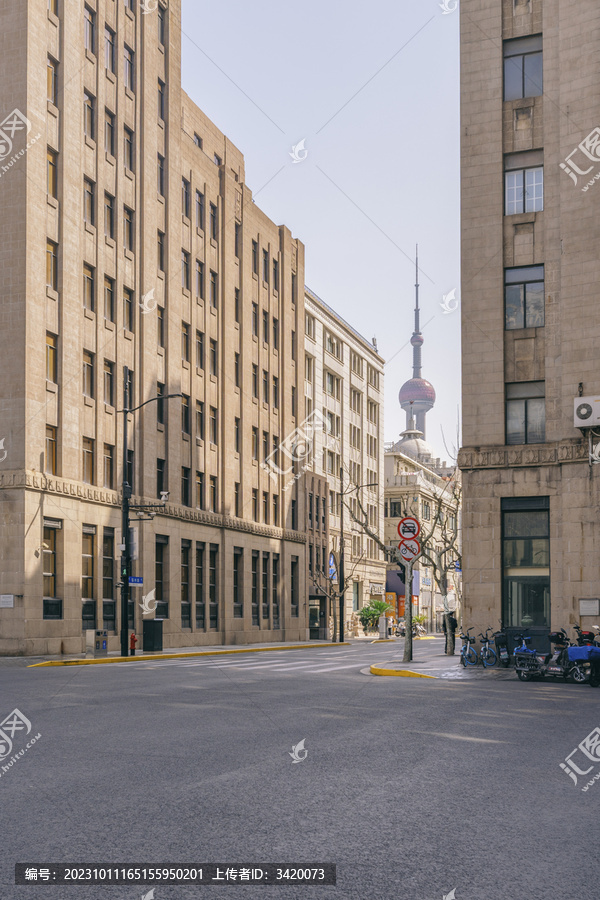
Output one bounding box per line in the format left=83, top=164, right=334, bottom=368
left=182, top=214, right=190, bottom=226
left=182, top=288, right=191, bottom=299
left=124, top=167, right=134, bottom=181
left=85, top=49, right=96, bottom=65
left=196, top=438, right=203, bottom=447
left=196, top=366, right=204, bottom=377
left=47, top=101, right=59, bottom=118
left=84, top=223, right=96, bottom=236
left=105, top=152, right=116, bottom=166
left=157, top=423, right=165, bottom=432
left=47, top=196, right=59, bottom=211
left=209, top=306, right=217, bottom=317
left=84, top=396, right=94, bottom=408
left=84, top=135, right=96, bottom=151
left=157, top=346, right=165, bottom=357
left=105, top=236, right=115, bottom=249
left=104, top=404, right=114, bottom=415
left=125, top=6, right=135, bottom=21
left=47, top=10, right=59, bottom=26
left=210, top=375, right=217, bottom=385
left=182, top=433, right=190, bottom=442
left=182, top=360, right=190, bottom=371
left=83, top=308, right=95, bottom=320
left=123, top=328, right=134, bottom=341
left=210, top=238, right=218, bottom=249
left=46, top=287, right=59, bottom=301
left=124, top=249, right=134, bottom=260
left=46, top=380, right=58, bottom=394
left=125, top=87, right=135, bottom=102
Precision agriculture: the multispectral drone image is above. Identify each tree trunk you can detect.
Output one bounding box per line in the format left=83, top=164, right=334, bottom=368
left=402, top=561, right=414, bottom=662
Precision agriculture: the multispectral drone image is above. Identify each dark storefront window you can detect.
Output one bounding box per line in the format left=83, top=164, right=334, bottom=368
left=252, top=551, right=259, bottom=625
left=155, top=536, right=169, bottom=618
left=209, top=544, right=218, bottom=629
left=233, top=548, right=243, bottom=618
left=196, top=543, right=205, bottom=629
left=502, top=497, right=550, bottom=633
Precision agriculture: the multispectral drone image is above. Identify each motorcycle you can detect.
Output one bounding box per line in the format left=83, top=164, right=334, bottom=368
left=514, top=630, right=592, bottom=684
left=395, top=622, right=405, bottom=637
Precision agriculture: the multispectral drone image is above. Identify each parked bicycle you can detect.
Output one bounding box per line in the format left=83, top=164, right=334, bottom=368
left=459, top=628, right=478, bottom=667
left=478, top=628, right=497, bottom=668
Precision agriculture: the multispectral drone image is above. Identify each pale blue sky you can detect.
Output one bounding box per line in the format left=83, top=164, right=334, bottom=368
left=181, top=0, right=460, bottom=459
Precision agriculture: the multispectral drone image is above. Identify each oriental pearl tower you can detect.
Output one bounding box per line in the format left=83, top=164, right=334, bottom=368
left=398, top=247, right=436, bottom=438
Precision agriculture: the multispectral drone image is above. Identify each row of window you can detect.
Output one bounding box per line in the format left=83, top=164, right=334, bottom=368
left=308, top=543, right=328, bottom=577
left=307, top=493, right=327, bottom=530
left=305, top=313, right=380, bottom=389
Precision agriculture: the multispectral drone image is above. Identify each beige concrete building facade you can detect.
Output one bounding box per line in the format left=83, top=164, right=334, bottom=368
left=0, top=0, right=308, bottom=655
left=459, top=0, right=600, bottom=649
left=304, top=288, right=386, bottom=628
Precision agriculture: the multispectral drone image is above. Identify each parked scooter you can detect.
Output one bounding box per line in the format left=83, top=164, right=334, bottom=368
left=395, top=621, right=406, bottom=637
left=513, top=630, right=591, bottom=683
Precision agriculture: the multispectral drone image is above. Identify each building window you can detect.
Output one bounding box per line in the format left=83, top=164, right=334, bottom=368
left=233, top=548, right=243, bottom=617
left=103, top=360, right=114, bottom=406
left=272, top=376, right=279, bottom=409
left=157, top=154, right=165, bottom=195
left=195, top=471, right=204, bottom=509
left=105, top=110, right=115, bottom=156
left=123, top=287, right=134, bottom=332
left=262, top=552, right=270, bottom=618
left=46, top=240, right=58, bottom=290
left=234, top=481, right=240, bottom=516
left=82, top=529, right=96, bottom=630
left=209, top=339, right=218, bottom=376
left=104, top=193, right=115, bottom=239
left=252, top=240, right=258, bottom=275
left=252, top=427, right=259, bottom=461
left=156, top=458, right=166, bottom=498
left=104, top=25, right=116, bottom=73
left=83, top=91, right=95, bottom=140
left=45, top=426, right=57, bottom=475
left=195, top=543, right=205, bottom=629
left=47, top=148, right=58, bottom=198
left=196, top=330, right=205, bottom=369
left=502, top=496, right=549, bottom=630
left=209, top=475, right=217, bottom=512
left=102, top=528, right=115, bottom=630
left=504, top=35, right=542, bottom=102
left=83, top=263, right=95, bottom=311
left=305, top=312, right=315, bottom=339
left=505, top=265, right=545, bottom=330
left=273, top=494, right=279, bottom=526
left=506, top=381, right=545, bottom=445
left=210, top=203, right=218, bottom=240
left=103, top=444, right=114, bottom=489
left=214, top=153, right=221, bottom=166
left=291, top=271, right=297, bottom=304
left=505, top=153, right=543, bottom=215
left=232, top=418, right=240, bottom=454
left=235, top=222, right=241, bottom=258
left=157, top=306, right=165, bottom=348
left=252, top=364, right=258, bottom=399
left=182, top=395, right=190, bottom=434
left=90, top=428, right=106, bottom=489
left=83, top=350, right=94, bottom=398
left=158, top=79, right=166, bottom=121
left=196, top=190, right=204, bottom=229
left=196, top=400, right=205, bottom=440
left=46, top=332, right=57, bottom=382
left=209, top=544, right=218, bottom=629
left=158, top=3, right=166, bottom=44
left=234, top=353, right=240, bottom=388
left=47, top=56, right=58, bottom=104
left=84, top=5, right=95, bottom=54
left=123, top=207, right=134, bottom=252
left=194, top=133, right=202, bottom=148
left=124, top=45, right=135, bottom=92
left=210, top=270, right=218, bottom=307
left=181, top=541, right=191, bottom=628
left=251, top=551, right=259, bottom=625
left=262, top=310, right=269, bottom=344
left=157, top=230, right=165, bottom=272
left=252, top=488, right=258, bottom=521
left=291, top=385, right=297, bottom=417
left=251, top=303, right=258, bottom=336
left=209, top=406, right=218, bottom=444
left=83, top=178, right=95, bottom=226
left=124, top=126, right=134, bottom=171
left=181, top=176, right=190, bottom=218
left=291, top=498, right=298, bottom=530
left=262, top=369, right=269, bottom=404
left=234, top=288, right=240, bottom=323
left=291, top=557, right=299, bottom=616
left=155, top=537, right=169, bottom=619
left=422, top=500, right=431, bottom=521
left=181, top=467, right=191, bottom=506
left=196, top=260, right=204, bottom=299
left=262, top=249, right=269, bottom=283
left=182, top=250, right=190, bottom=291
left=156, top=382, right=165, bottom=425
left=273, top=258, right=279, bottom=291
left=181, top=322, right=190, bottom=363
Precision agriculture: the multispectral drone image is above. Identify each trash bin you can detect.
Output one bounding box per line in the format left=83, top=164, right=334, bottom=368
left=143, top=619, right=163, bottom=652
left=94, top=630, right=108, bottom=657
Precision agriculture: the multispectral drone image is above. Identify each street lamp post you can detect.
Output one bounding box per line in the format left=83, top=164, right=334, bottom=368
left=118, top=367, right=182, bottom=658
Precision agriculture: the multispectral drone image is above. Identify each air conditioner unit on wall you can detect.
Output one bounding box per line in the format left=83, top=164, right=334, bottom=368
left=574, top=396, right=600, bottom=428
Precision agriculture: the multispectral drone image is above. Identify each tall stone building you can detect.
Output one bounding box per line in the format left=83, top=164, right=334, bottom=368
left=0, top=0, right=307, bottom=655
left=303, top=288, right=386, bottom=629
left=459, top=0, right=600, bottom=649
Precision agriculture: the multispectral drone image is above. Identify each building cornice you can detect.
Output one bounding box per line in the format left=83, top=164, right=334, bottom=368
left=458, top=440, right=588, bottom=471
left=305, top=288, right=385, bottom=365
left=0, top=471, right=306, bottom=543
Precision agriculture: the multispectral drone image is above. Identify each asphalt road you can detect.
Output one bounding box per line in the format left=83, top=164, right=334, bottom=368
left=1, top=640, right=599, bottom=900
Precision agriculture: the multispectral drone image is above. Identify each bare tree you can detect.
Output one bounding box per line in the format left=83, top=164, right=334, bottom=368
left=345, top=466, right=461, bottom=662
left=309, top=550, right=365, bottom=641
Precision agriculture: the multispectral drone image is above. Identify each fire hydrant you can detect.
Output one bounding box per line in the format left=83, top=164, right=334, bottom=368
left=130, top=632, right=138, bottom=656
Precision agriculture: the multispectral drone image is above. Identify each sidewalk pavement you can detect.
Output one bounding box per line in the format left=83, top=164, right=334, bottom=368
left=0, top=639, right=353, bottom=669
left=369, top=635, right=516, bottom=680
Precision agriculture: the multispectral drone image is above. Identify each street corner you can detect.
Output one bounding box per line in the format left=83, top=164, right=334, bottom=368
left=369, top=664, right=437, bottom=679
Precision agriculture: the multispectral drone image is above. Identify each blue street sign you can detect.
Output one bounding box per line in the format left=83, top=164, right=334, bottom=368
left=129, top=576, right=143, bottom=585
left=328, top=552, right=338, bottom=583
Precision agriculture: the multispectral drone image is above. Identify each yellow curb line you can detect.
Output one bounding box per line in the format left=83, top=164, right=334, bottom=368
left=370, top=664, right=437, bottom=679
left=29, top=642, right=350, bottom=668
left=370, top=639, right=395, bottom=644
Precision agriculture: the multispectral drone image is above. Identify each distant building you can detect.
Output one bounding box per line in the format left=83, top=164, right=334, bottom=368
left=304, top=288, right=387, bottom=631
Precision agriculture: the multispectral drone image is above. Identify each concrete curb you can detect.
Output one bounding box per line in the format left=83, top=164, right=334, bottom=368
left=369, top=664, right=437, bottom=679
left=29, top=642, right=350, bottom=668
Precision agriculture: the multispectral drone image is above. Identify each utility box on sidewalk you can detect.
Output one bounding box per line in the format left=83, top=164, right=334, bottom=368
left=94, top=630, right=108, bottom=657
left=378, top=616, right=388, bottom=641
left=143, top=619, right=163, bottom=652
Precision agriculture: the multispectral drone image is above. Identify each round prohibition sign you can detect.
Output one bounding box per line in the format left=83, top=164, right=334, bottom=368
left=397, top=516, right=421, bottom=540
left=398, top=538, right=421, bottom=562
